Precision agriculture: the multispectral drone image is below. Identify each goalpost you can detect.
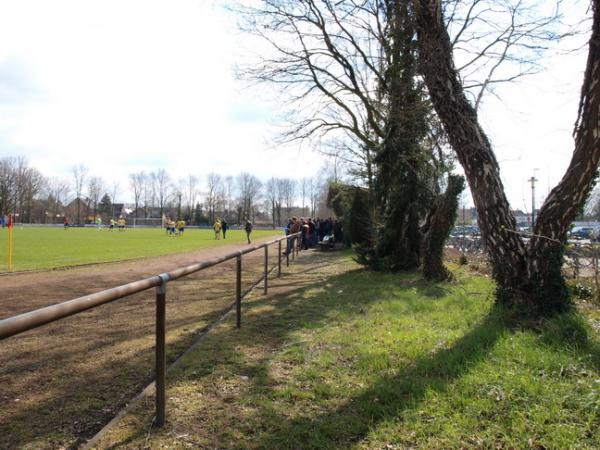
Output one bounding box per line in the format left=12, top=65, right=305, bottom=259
left=130, top=217, right=164, bottom=228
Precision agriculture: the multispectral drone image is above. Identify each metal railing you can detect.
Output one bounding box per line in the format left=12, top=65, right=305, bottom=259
left=0, top=232, right=302, bottom=427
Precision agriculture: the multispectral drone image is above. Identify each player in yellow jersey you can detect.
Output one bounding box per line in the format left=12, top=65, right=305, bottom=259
left=177, top=219, right=185, bottom=236
left=213, top=219, right=222, bottom=239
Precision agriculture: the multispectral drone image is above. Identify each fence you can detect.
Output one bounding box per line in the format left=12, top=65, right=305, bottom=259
left=0, top=232, right=302, bottom=430
left=565, top=242, right=600, bottom=278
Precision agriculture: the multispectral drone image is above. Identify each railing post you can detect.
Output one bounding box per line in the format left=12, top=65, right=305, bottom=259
left=236, top=254, right=242, bottom=328
left=264, top=245, right=269, bottom=294
left=278, top=240, right=282, bottom=278
left=155, top=273, right=169, bottom=427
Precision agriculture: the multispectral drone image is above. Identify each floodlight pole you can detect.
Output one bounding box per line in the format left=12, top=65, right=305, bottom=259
left=529, top=173, right=538, bottom=228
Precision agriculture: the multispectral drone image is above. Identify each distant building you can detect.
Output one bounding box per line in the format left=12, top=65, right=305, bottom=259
left=111, top=203, right=127, bottom=218
left=64, top=198, right=89, bottom=224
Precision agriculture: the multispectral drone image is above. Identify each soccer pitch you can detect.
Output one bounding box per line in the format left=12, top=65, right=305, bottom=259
left=0, top=226, right=281, bottom=272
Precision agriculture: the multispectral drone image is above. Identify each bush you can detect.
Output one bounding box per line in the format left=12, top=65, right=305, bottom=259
left=458, top=254, right=468, bottom=265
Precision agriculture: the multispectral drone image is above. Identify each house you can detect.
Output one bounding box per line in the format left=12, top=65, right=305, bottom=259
left=64, top=198, right=89, bottom=224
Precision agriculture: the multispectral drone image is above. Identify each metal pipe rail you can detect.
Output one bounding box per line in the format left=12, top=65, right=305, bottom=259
left=0, top=231, right=302, bottom=427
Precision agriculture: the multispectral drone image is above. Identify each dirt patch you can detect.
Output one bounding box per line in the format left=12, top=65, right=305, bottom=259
left=0, top=237, right=300, bottom=449
left=445, top=247, right=492, bottom=276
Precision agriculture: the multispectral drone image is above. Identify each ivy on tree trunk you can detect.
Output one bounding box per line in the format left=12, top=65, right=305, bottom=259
left=371, top=0, right=432, bottom=271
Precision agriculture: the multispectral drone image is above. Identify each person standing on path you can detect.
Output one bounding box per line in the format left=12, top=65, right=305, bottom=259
left=286, top=216, right=300, bottom=254
left=245, top=219, right=253, bottom=244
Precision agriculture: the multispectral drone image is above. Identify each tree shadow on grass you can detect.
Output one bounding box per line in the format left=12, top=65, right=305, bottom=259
left=536, top=310, right=600, bottom=372
left=244, top=278, right=599, bottom=449
left=252, top=309, right=507, bottom=449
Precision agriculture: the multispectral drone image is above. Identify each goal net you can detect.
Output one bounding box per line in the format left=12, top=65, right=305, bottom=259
left=130, top=217, right=164, bottom=228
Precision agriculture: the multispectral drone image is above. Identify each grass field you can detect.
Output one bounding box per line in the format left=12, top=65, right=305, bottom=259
left=0, top=226, right=281, bottom=272
left=94, top=252, right=600, bottom=449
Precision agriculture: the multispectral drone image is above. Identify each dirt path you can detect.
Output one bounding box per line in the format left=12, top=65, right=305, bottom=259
left=0, top=235, right=279, bottom=318
left=1, top=236, right=306, bottom=449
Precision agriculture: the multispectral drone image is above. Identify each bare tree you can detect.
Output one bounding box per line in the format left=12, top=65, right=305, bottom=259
left=443, top=0, right=577, bottom=110
left=71, top=164, right=88, bottom=224
left=236, top=172, right=263, bottom=221
left=0, top=157, right=20, bottom=217
left=414, top=0, right=599, bottom=314
left=48, top=178, right=71, bottom=218
left=109, top=180, right=120, bottom=217
left=235, top=0, right=562, bottom=185
left=278, top=178, right=297, bottom=218
left=17, top=166, right=45, bottom=223
left=206, top=173, right=223, bottom=223
left=129, top=171, right=145, bottom=218
left=182, top=175, right=199, bottom=220
left=235, top=0, right=387, bottom=187
left=142, top=173, right=153, bottom=217
left=266, top=177, right=281, bottom=228
left=275, top=178, right=287, bottom=223
left=299, top=177, right=309, bottom=216
left=308, top=176, right=321, bottom=217
left=151, top=169, right=171, bottom=217
left=224, top=175, right=235, bottom=221
left=0, top=157, right=46, bottom=223
left=87, top=176, right=104, bottom=221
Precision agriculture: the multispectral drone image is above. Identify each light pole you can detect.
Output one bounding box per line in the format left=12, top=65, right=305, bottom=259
left=529, top=169, right=539, bottom=228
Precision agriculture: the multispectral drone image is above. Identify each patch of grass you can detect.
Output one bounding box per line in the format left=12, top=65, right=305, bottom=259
left=89, top=255, right=599, bottom=449
left=0, top=227, right=278, bottom=271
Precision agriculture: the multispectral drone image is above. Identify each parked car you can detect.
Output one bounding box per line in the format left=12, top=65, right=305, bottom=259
left=569, top=226, right=599, bottom=241
left=451, top=225, right=480, bottom=237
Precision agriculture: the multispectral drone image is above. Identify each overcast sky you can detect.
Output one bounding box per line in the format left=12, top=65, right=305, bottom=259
left=0, top=0, right=592, bottom=210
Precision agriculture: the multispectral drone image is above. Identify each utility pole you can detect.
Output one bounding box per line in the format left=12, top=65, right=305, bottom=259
left=529, top=173, right=538, bottom=228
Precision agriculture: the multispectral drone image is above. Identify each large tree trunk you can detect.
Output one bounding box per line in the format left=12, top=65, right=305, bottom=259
left=413, top=0, right=600, bottom=315
left=423, top=175, right=465, bottom=282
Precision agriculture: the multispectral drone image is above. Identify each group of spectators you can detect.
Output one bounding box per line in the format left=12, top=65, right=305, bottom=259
left=284, top=216, right=344, bottom=253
